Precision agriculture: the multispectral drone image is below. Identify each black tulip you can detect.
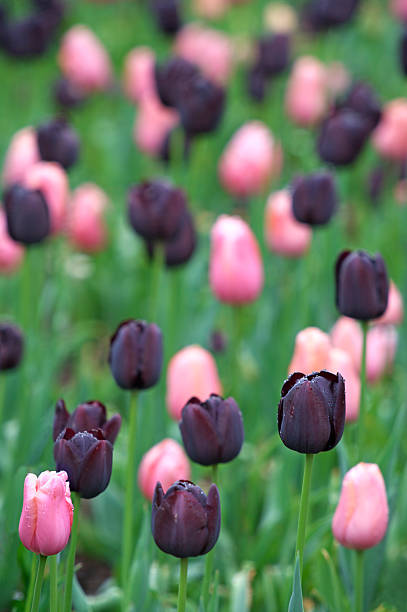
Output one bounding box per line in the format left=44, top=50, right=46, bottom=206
left=150, top=0, right=182, bottom=34
left=338, top=81, right=381, bottom=133
left=303, top=0, right=359, bottom=31
left=278, top=371, right=345, bottom=454
left=180, top=394, right=244, bottom=466
left=152, top=480, right=221, bottom=558
left=317, top=109, right=369, bottom=166
left=177, top=75, right=225, bottom=135
left=0, top=323, right=24, bottom=371
left=109, top=320, right=163, bottom=390
left=335, top=250, right=389, bottom=320
left=37, top=118, right=80, bottom=169
left=164, top=209, right=196, bottom=267
left=155, top=57, right=199, bottom=108
left=257, top=33, right=291, bottom=77
left=53, top=398, right=122, bottom=444
left=1, top=14, right=50, bottom=57
left=53, top=77, right=87, bottom=109
left=292, top=171, right=338, bottom=226
left=4, top=184, right=50, bottom=245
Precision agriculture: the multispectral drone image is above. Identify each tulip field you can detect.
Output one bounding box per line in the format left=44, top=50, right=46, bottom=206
left=1, top=1, right=407, bottom=611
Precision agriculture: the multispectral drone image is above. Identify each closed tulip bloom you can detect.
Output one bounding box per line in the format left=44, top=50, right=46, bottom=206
left=54, top=77, right=87, bottom=109
left=4, top=184, right=50, bottom=245
left=331, top=316, right=362, bottom=371
left=147, top=209, right=197, bottom=267
left=58, top=25, right=112, bottom=93
left=138, top=439, right=190, bottom=501
left=150, top=0, right=182, bottom=34
left=257, top=33, right=291, bottom=77
left=264, top=189, right=312, bottom=257
left=278, top=370, right=346, bottom=454
left=67, top=183, right=108, bottom=253
left=328, top=347, right=360, bottom=422
left=53, top=398, right=121, bottom=445
left=133, top=97, right=179, bottom=157
left=392, top=0, right=407, bottom=21
left=177, top=74, right=225, bottom=136
left=332, top=463, right=388, bottom=549
left=123, top=47, right=156, bottom=104
left=155, top=57, right=200, bottom=108
left=374, top=280, right=404, bottom=325
left=303, top=0, right=359, bottom=31
left=210, top=215, right=264, bottom=304
left=288, top=327, right=331, bottom=375
left=0, top=323, right=24, bottom=370
left=109, top=320, right=163, bottom=390
left=339, top=81, right=381, bottom=133
left=335, top=250, right=389, bottom=320
left=36, top=118, right=80, bottom=170
left=292, top=171, right=338, bottom=226
left=23, top=162, right=68, bottom=234
left=167, top=345, right=222, bottom=421
left=285, top=56, right=327, bottom=126
left=317, top=109, right=369, bottom=166
left=372, top=99, right=407, bottom=160
left=2, top=127, right=40, bottom=187
left=365, top=325, right=398, bottom=384
left=180, top=394, right=244, bottom=466
left=0, top=210, right=24, bottom=275
left=152, top=480, right=220, bottom=557
left=19, top=471, right=73, bottom=556
left=193, top=0, right=229, bottom=19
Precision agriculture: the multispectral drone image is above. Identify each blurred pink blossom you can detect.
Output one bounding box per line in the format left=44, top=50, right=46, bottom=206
left=285, top=56, right=327, bottom=126
left=0, top=209, right=24, bottom=275
left=2, top=127, right=40, bottom=187
left=264, top=189, right=312, bottom=257
left=288, top=327, right=331, bottom=375
left=23, top=162, right=69, bottom=234
left=123, top=47, right=156, bottom=104
left=67, top=183, right=108, bottom=253
left=133, top=97, right=179, bottom=157
left=374, top=280, right=404, bottom=325
left=372, top=99, right=407, bottom=160
left=138, top=439, right=190, bottom=501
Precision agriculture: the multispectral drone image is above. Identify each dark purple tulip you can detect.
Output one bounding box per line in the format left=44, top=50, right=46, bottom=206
left=37, top=118, right=80, bottom=169
left=400, top=29, right=407, bottom=76
left=152, top=480, right=221, bottom=558
left=54, top=428, right=113, bottom=499
left=317, top=109, right=369, bottom=166
left=1, top=14, right=50, bottom=58
left=180, top=394, right=244, bottom=466
left=4, top=184, right=50, bottom=245
left=210, top=330, right=227, bottom=354
left=177, top=75, right=225, bottom=135
left=128, top=180, right=187, bottom=241
left=155, top=57, right=199, bottom=108
left=53, top=78, right=87, bottom=109
left=0, top=323, right=24, bottom=371
left=303, top=0, right=359, bottom=31
left=335, top=250, right=389, bottom=320
left=53, top=399, right=122, bottom=444
left=338, top=82, right=381, bottom=132
left=150, top=0, right=182, bottom=34
left=109, top=320, right=163, bottom=390
left=247, top=63, right=267, bottom=102
left=367, top=166, right=384, bottom=206
left=145, top=210, right=196, bottom=267
left=278, top=371, right=345, bottom=454
left=257, top=33, right=291, bottom=77
left=292, top=171, right=337, bottom=226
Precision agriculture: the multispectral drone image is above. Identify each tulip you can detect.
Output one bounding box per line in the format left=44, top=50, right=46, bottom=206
left=167, top=345, right=222, bottom=421
left=256, top=33, right=291, bottom=77
left=123, top=47, right=156, bottom=104
left=36, top=118, right=80, bottom=170
left=53, top=398, right=121, bottom=444
left=177, top=74, right=225, bottom=136
left=146, top=209, right=197, bottom=267
left=331, top=316, right=362, bottom=371
left=133, top=97, right=179, bottom=157
left=303, top=0, right=360, bottom=30
left=374, top=280, right=404, bottom=325
left=392, top=0, right=407, bottom=21
left=138, top=438, right=191, bottom=501
left=19, top=470, right=73, bottom=556
left=54, top=77, right=87, bottom=109
left=292, top=171, right=338, bottom=226
left=0, top=322, right=24, bottom=370
left=338, top=81, right=381, bottom=133
left=4, top=184, right=50, bottom=245
left=150, top=0, right=182, bottom=34
left=285, top=56, right=327, bottom=126
left=2, top=127, right=40, bottom=187
left=325, top=62, right=350, bottom=98
left=328, top=347, right=360, bottom=422
left=332, top=463, right=388, bottom=549
left=23, top=162, right=68, bottom=234
left=67, top=183, right=108, bottom=253
left=264, top=189, right=312, bottom=257
left=263, top=3, right=298, bottom=33
left=288, top=327, right=331, bottom=375
left=0, top=210, right=24, bottom=275
left=317, top=109, right=369, bottom=166
left=193, top=0, right=229, bottom=19
left=155, top=56, right=200, bottom=108
left=372, top=99, right=407, bottom=161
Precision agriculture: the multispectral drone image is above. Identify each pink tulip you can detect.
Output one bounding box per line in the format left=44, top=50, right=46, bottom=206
left=325, top=62, right=351, bottom=99
left=374, top=280, right=404, bottom=326
left=372, top=99, right=407, bottom=160
left=328, top=347, right=360, bottom=422
left=19, top=471, right=73, bottom=556
left=219, top=121, right=282, bottom=198
left=174, top=24, right=233, bottom=85
left=0, top=209, right=24, bottom=275
left=166, top=345, right=222, bottom=421
left=209, top=215, right=264, bottom=304
left=2, top=127, right=40, bottom=187
left=332, top=463, right=388, bottom=550
left=67, top=183, right=108, bottom=253
left=285, top=56, right=328, bottom=127
left=264, top=189, right=312, bottom=257
left=138, top=439, right=191, bottom=501
left=391, top=0, right=407, bottom=21
left=330, top=316, right=362, bottom=372
left=193, top=0, right=230, bottom=19
left=23, top=162, right=69, bottom=234
left=288, top=327, right=331, bottom=375
left=123, top=47, right=156, bottom=104
left=133, top=97, right=179, bottom=157
left=58, top=25, right=112, bottom=93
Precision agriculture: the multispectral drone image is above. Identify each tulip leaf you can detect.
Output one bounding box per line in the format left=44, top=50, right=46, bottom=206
left=288, top=554, right=304, bottom=612
left=72, top=575, right=91, bottom=612
left=230, top=564, right=253, bottom=612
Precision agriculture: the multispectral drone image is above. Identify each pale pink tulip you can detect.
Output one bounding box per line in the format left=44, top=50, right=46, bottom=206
left=328, top=347, right=360, bottom=422
left=138, top=439, right=191, bottom=501
left=264, top=189, right=312, bottom=257
left=391, top=0, right=407, bottom=21
left=285, top=56, right=327, bottom=126
left=331, top=316, right=362, bottom=372
left=372, top=99, right=407, bottom=160
left=23, top=162, right=69, bottom=234
left=2, top=127, right=40, bottom=187
left=0, top=209, right=24, bottom=275
left=332, top=463, right=388, bottom=550
left=374, top=280, right=404, bottom=326
left=133, top=97, right=179, bottom=157
left=67, top=183, right=108, bottom=253
left=123, top=47, right=156, bottom=104
left=194, top=0, right=230, bottom=19
left=263, top=3, right=298, bottom=33
left=288, top=327, right=331, bottom=375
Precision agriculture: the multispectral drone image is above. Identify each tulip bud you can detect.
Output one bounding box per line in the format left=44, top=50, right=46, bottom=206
left=67, top=183, right=108, bottom=253
left=338, top=81, right=381, bottom=133
left=2, top=127, right=40, bottom=187
left=303, top=0, right=360, bottom=31
left=292, top=171, right=337, bottom=226
left=372, top=99, right=407, bottom=161
left=23, top=162, right=68, bottom=234
left=4, top=184, right=50, bottom=245
left=53, top=77, right=87, bottom=109
left=256, top=33, right=291, bottom=77
left=285, top=56, right=327, bottom=127
left=155, top=57, right=200, bottom=108
left=0, top=323, right=24, bottom=371
left=288, top=327, right=331, bottom=375
left=146, top=209, right=197, bottom=267
left=0, top=210, right=24, bottom=275
left=19, top=471, right=73, bottom=556
left=150, top=0, right=182, bottom=34
left=332, top=463, right=388, bottom=549
left=53, top=398, right=121, bottom=444
left=152, top=480, right=221, bottom=557
left=278, top=370, right=345, bottom=454
left=1, top=14, right=51, bottom=58
left=180, top=394, right=244, bottom=466
left=264, top=189, right=312, bottom=257
left=138, top=439, right=190, bottom=501
left=109, top=320, right=163, bottom=390
left=335, top=250, right=389, bottom=320
left=392, top=0, right=407, bottom=21
left=123, top=47, right=156, bottom=105
left=36, top=118, right=80, bottom=170
left=177, top=74, right=225, bottom=136
left=317, top=109, right=369, bottom=166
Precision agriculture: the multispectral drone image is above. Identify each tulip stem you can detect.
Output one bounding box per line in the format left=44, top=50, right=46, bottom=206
left=63, top=492, right=81, bottom=612
left=295, top=453, right=314, bottom=575
left=30, top=554, right=46, bottom=612
left=24, top=554, right=37, bottom=612
left=150, top=245, right=164, bottom=324
left=50, top=555, right=58, bottom=612
left=355, top=550, right=364, bottom=612
left=20, top=248, right=31, bottom=331
left=212, top=464, right=218, bottom=485
left=357, top=322, right=368, bottom=461
left=231, top=305, right=244, bottom=397
left=177, top=557, right=188, bottom=612
left=201, top=464, right=219, bottom=607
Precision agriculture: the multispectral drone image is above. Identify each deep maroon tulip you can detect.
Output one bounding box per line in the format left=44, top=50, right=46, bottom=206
left=367, top=166, right=384, bottom=206
left=145, top=210, right=196, bottom=267
left=53, top=78, right=87, bottom=109
left=128, top=180, right=187, bottom=241
left=292, top=171, right=337, bottom=226
left=4, top=184, right=50, bottom=245
left=152, top=480, right=220, bottom=557
left=180, top=394, right=244, bottom=466
left=210, top=330, right=227, bottom=354
left=338, top=82, right=381, bottom=132
left=150, top=0, right=182, bottom=34
left=335, top=250, right=389, bottom=320
left=109, top=320, right=163, bottom=390
left=54, top=428, right=113, bottom=498
left=0, top=323, right=24, bottom=371
left=53, top=398, right=122, bottom=444
left=177, top=75, right=225, bottom=135
left=317, top=109, right=369, bottom=166
left=303, top=0, right=359, bottom=31
left=400, top=29, right=407, bottom=76
left=257, top=33, right=291, bottom=77
left=278, top=371, right=345, bottom=454
left=155, top=57, right=199, bottom=108
left=37, top=118, right=80, bottom=170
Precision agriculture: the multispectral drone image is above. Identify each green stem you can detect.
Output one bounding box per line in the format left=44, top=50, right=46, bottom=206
left=0, top=375, right=6, bottom=426
left=231, top=305, right=244, bottom=397
left=211, top=464, right=218, bottom=486
left=24, top=554, right=37, bottom=612
left=50, top=555, right=58, bottom=612
left=357, top=322, right=368, bottom=462
left=20, top=248, right=31, bottom=331
left=64, top=493, right=81, bottom=612
left=355, top=550, right=364, bottom=612
left=149, top=245, right=164, bottom=323
left=122, top=393, right=138, bottom=610
left=201, top=465, right=219, bottom=608
left=295, top=454, right=314, bottom=575
left=30, top=555, right=46, bottom=612
left=177, top=558, right=188, bottom=612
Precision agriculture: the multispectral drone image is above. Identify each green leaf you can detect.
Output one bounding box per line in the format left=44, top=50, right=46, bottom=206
left=288, top=555, right=304, bottom=612
left=230, top=564, right=253, bottom=612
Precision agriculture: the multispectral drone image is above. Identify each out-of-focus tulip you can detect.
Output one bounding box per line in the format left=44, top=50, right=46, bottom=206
left=335, top=250, right=389, bottom=320
left=285, top=56, right=327, bottom=126
left=292, top=171, right=338, bottom=226
left=257, top=33, right=291, bottom=77
left=109, top=320, right=163, bottom=390
left=328, top=347, right=360, bottom=422
left=4, top=184, right=50, bottom=245
left=23, top=162, right=68, bottom=233
left=36, top=118, right=80, bottom=170
left=374, top=280, right=404, bottom=325
left=194, top=0, right=229, bottom=19
left=209, top=215, right=264, bottom=304
left=166, top=345, right=222, bottom=421
left=331, top=316, right=362, bottom=372
left=264, top=3, right=298, bottom=33
left=372, top=99, right=407, bottom=160
left=133, top=97, right=179, bottom=157
left=0, top=323, right=24, bottom=371
left=53, top=398, right=121, bottom=445
left=147, top=209, right=197, bottom=267
left=123, top=47, right=156, bottom=104
left=264, top=189, right=312, bottom=257
left=332, top=463, right=388, bottom=549
left=177, top=74, right=225, bottom=136
left=317, top=109, right=369, bottom=165
left=391, top=0, right=407, bottom=22
left=278, top=370, right=346, bottom=453
left=152, top=480, right=220, bottom=557
left=58, top=25, right=112, bottom=93
left=19, top=471, right=73, bottom=556
left=54, top=77, right=87, bottom=109
left=155, top=56, right=199, bottom=108
left=325, top=62, right=350, bottom=98
left=339, top=81, right=381, bottom=132
left=219, top=121, right=282, bottom=198
left=138, top=439, right=190, bottom=501
left=0, top=210, right=24, bottom=275
left=303, top=0, right=360, bottom=31
left=2, top=127, right=40, bottom=187
left=288, top=327, right=331, bottom=375
left=67, top=183, right=108, bottom=253
left=150, top=0, right=182, bottom=34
